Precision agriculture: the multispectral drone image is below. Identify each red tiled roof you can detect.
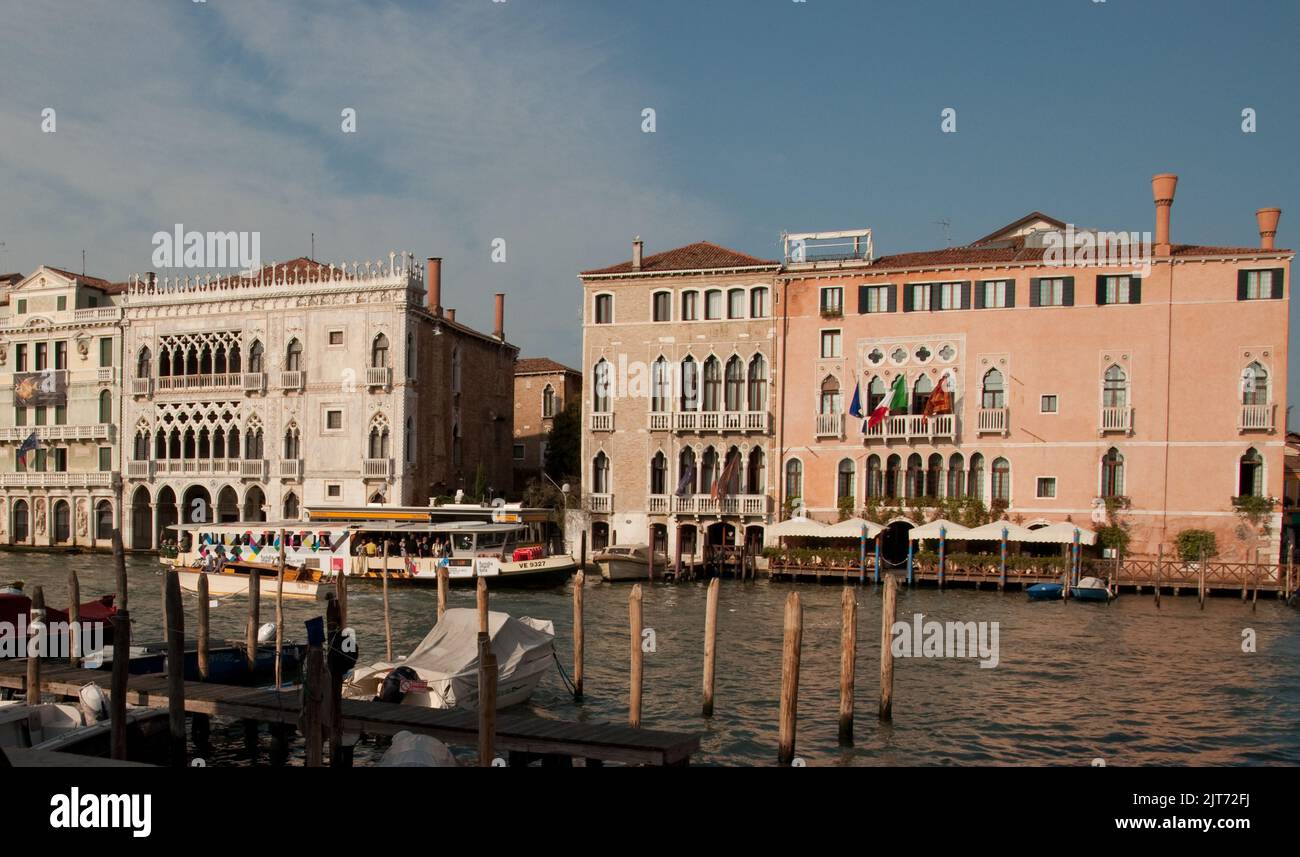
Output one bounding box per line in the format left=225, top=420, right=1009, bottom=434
left=44, top=267, right=119, bottom=290
left=516, top=357, right=579, bottom=376
left=582, top=241, right=778, bottom=276
left=822, top=242, right=1291, bottom=273
left=970, top=211, right=1068, bottom=246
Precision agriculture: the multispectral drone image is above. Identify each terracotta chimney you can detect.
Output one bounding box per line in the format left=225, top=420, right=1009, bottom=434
left=445, top=308, right=456, bottom=323
left=493, top=293, right=505, bottom=340
left=1256, top=208, right=1281, bottom=251
left=632, top=236, right=644, bottom=272
left=1152, top=173, right=1178, bottom=256
left=426, top=257, right=443, bottom=316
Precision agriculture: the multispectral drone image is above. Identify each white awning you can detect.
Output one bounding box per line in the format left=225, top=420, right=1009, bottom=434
left=908, top=519, right=972, bottom=541
left=824, top=518, right=884, bottom=539
left=764, top=518, right=833, bottom=539
left=1023, top=523, right=1098, bottom=545
left=962, top=522, right=1041, bottom=542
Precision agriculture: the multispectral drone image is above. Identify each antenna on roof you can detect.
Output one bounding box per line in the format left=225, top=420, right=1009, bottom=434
left=311, top=232, right=315, bottom=261
left=82, top=250, right=86, bottom=276
left=934, top=219, right=952, bottom=247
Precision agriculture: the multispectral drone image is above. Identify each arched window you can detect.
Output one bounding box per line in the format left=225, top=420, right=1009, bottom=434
left=98, top=389, right=112, bottom=424
left=1103, top=365, right=1128, bottom=408
left=748, top=355, right=767, bottom=412
left=866, top=455, right=883, bottom=498
left=747, top=448, right=766, bottom=495
left=249, top=339, right=264, bottom=373
left=1238, top=448, right=1263, bottom=498
left=227, top=427, right=239, bottom=459
left=158, top=347, right=172, bottom=377
left=1101, top=448, right=1125, bottom=497
left=680, top=357, right=699, bottom=412
left=968, top=453, right=985, bottom=500
left=650, top=359, right=670, bottom=414
left=1242, top=362, right=1269, bottom=406
left=750, top=287, right=770, bottom=319
left=285, top=338, right=303, bottom=372
left=134, top=431, right=149, bottom=461
left=701, top=447, right=719, bottom=494
left=820, top=376, right=842, bottom=415
left=727, top=288, right=746, bottom=319
left=284, top=424, right=301, bottom=459
left=705, top=289, right=723, bottom=320
left=906, top=453, right=924, bottom=498
left=284, top=493, right=300, bottom=521
left=154, top=429, right=166, bottom=460
left=543, top=384, right=557, bottom=418
left=214, top=344, right=227, bottom=374
left=593, top=360, right=612, bottom=413
left=724, top=356, right=744, bottom=412
left=885, top=454, right=902, bottom=498
left=947, top=453, right=966, bottom=498
left=680, top=447, right=698, bottom=495
left=136, top=347, right=151, bottom=379
left=95, top=500, right=113, bottom=541
left=245, top=426, right=265, bottom=459
left=650, top=452, right=668, bottom=496
left=720, top=448, right=742, bottom=496
left=703, top=357, right=722, bottom=412
left=368, top=423, right=390, bottom=459
left=912, top=376, right=933, bottom=416
left=982, top=369, right=1005, bottom=409
left=592, top=452, right=610, bottom=494
left=12, top=499, right=30, bottom=542
left=927, top=454, right=943, bottom=498
left=371, top=333, right=389, bottom=368
left=784, top=459, right=803, bottom=501
left=228, top=343, right=241, bottom=373
left=992, top=457, right=1011, bottom=504
left=867, top=376, right=886, bottom=413
left=837, top=459, right=856, bottom=503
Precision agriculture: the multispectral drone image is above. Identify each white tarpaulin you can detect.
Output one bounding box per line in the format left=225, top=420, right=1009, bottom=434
left=825, top=518, right=884, bottom=539
left=345, top=609, right=555, bottom=710
left=908, top=519, right=972, bottom=541
left=1023, top=523, right=1098, bottom=545
left=961, top=522, right=1040, bottom=542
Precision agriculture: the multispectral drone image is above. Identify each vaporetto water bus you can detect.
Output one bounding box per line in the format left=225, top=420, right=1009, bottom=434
left=164, top=504, right=576, bottom=588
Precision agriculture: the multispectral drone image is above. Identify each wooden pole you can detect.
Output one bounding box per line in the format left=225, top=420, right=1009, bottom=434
left=110, top=528, right=130, bottom=761
left=477, top=576, right=489, bottom=635
left=436, top=564, right=449, bottom=623
left=647, top=526, right=655, bottom=583
left=859, top=525, right=867, bottom=585
left=164, top=569, right=186, bottom=767
left=702, top=577, right=719, bottom=717
left=674, top=526, right=684, bottom=580
left=336, top=559, right=348, bottom=630
left=999, top=529, right=1007, bottom=591
left=629, top=584, right=643, bottom=728
left=275, top=529, right=286, bottom=690
left=26, top=586, right=43, bottom=705
left=777, top=591, right=802, bottom=765
left=906, top=539, right=914, bottom=586
left=245, top=566, right=260, bottom=672
left=1199, top=550, right=1206, bottom=610
left=478, top=649, right=498, bottom=766
left=193, top=573, right=211, bottom=748
left=382, top=541, right=393, bottom=662
left=572, top=570, right=585, bottom=701
left=874, top=536, right=882, bottom=585
left=1252, top=571, right=1259, bottom=611
left=67, top=569, right=80, bottom=666
left=579, top=529, right=587, bottom=573
left=302, top=618, right=324, bottom=768
left=879, top=573, right=898, bottom=721
left=326, top=595, right=346, bottom=767
left=838, top=586, right=857, bottom=744
left=938, top=528, right=946, bottom=590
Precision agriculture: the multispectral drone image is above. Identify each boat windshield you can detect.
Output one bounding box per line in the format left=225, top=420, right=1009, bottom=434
left=453, top=533, right=475, bottom=552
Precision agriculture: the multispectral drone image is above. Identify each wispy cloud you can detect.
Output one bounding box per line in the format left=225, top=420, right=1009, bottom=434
left=0, top=0, right=734, bottom=360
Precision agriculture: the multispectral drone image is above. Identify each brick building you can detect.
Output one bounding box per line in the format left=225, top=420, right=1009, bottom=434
left=513, top=357, right=581, bottom=484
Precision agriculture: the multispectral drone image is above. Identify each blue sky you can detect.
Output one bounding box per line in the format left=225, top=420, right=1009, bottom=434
left=2, top=0, right=1296, bottom=404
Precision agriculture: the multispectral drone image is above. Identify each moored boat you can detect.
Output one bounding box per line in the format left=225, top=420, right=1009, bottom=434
left=175, top=560, right=334, bottom=601
left=1073, top=576, right=1114, bottom=602
left=594, top=544, right=667, bottom=582
left=1026, top=582, right=1064, bottom=601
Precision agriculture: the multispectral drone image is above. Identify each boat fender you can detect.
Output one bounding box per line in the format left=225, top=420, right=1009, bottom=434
left=78, top=682, right=109, bottom=722
left=258, top=622, right=277, bottom=643
left=376, top=667, right=420, bottom=705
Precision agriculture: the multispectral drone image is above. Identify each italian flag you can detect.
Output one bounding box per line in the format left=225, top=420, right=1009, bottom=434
left=868, top=374, right=908, bottom=430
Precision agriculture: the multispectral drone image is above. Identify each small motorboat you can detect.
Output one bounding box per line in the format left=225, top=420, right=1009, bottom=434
left=0, top=683, right=167, bottom=755
left=92, top=639, right=307, bottom=685
left=594, top=544, right=668, bottom=582
left=1073, top=576, right=1114, bottom=602
left=0, top=593, right=118, bottom=657
left=175, top=560, right=334, bottom=601
left=345, top=608, right=555, bottom=711
left=1026, top=582, right=1064, bottom=601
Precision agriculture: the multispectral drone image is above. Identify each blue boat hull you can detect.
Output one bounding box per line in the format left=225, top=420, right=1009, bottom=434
left=98, top=644, right=305, bottom=685
left=1072, top=587, right=1111, bottom=602
left=1027, top=583, right=1063, bottom=601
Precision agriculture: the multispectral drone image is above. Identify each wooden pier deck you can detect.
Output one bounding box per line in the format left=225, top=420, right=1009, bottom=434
left=0, top=661, right=700, bottom=766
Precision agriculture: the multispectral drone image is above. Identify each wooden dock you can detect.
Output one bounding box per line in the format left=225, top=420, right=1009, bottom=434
left=0, top=660, right=700, bottom=766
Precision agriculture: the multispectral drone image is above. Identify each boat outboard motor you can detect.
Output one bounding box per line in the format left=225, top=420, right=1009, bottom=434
left=376, top=667, right=420, bottom=705
left=258, top=622, right=277, bottom=643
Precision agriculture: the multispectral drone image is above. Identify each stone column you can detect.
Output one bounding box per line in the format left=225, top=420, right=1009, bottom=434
left=151, top=502, right=159, bottom=551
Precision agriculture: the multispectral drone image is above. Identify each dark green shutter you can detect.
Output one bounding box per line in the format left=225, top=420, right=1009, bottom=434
left=1237, top=270, right=1249, bottom=301
left=1130, top=276, right=1142, bottom=304
left=1272, top=267, right=1286, bottom=300
left=1096, top=275, right=1108, bottom=306
left=1063, top=277, right=1075, bottom=306
left=858, top=285, right=870, bottom=314
left=1029, top=278, right=1041, bottom=307
left=930, top=283, right=942, bottom=312
left=887, top=284, right=897, bottom=313
left=960, top=281, right=972, bottom=310
left=1005, top=278, right=1016, bottom=307
left=903, top=284, right=915, bottom=312
left=974, top=281, right=986, bottom=309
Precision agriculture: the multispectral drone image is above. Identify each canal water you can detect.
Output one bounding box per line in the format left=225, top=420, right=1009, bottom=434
left=6, top=552, right=1300, bottom=766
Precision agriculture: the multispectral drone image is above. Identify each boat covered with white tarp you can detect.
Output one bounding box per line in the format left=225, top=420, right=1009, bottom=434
left=344, top=609, right=555, bottom=711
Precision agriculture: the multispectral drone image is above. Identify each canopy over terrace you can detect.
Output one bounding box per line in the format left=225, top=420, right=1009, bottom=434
left=825, top=518, right=884, bottom=539
left=907, top=519, right=971, bottom=541
left=960, top=522, right=1041, bottom=542
left=764, top=518, right=832, bottom=539
left=1023, top=522, right=1098, bottom=545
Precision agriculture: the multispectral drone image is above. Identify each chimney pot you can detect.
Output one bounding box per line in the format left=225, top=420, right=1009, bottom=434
left=493, top=293, right=505, bottom=340
left=1151, top=173, right=1178, bottom=256
left=425, top=257, right=443, bottom=317
left=1256, top=208, right=1281, bottom=251
left=632, top=236, right=644, bottom=272
left=446, top=308, right=456, bottom=323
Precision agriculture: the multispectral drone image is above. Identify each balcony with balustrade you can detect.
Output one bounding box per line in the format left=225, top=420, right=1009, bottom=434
left=240, top=459, right=268, bottom=480
left=863, top=413, right=957, bottom=444
left=647, top=494, right=669, bottom=515
left=1099, top=406, right=1134, bottom=436
left=1239, top=404, right=1276, bottom=433
left=363, top=458, right=393, bottom=479
left=279, top=370, right=305, bottom=392
left=242, top=372, right=266, bottom=393
left=1, top=424, right=114, bottom=443
left=1, top=472, right=119, bottom=489
left=586, top=493, right=613, bottom=514
left=130, top=378, right=153, bottom=397
left=670, top=494, right=769, bottom=517
left=657, top=410, right=770, bottom=434
left=366, top=367, right=393, bottom=389
left=976, top=407, right=1008, bottom=436
left=278, top=459, right=303, bottom=481
left=127, top=460, right=155, bottom=479
left=155, top=373, right=245, bottom=394
left=590, top=413, right=614, bottom=432
left=96, top=367, right=118, bottom=384
left=815, top=413, right=844, bottom=440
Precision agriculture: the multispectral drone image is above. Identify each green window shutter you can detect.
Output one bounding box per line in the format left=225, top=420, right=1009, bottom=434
left=1062, top=277, right=1075, bottom=306
left=959, top=281, right=972, bottom=310
left=1096, top=275, right=1108, bottom=305
left=1237, top=270, right=1249, bottom=301
left=857, top=285, right=870, bottom=314
left=1005, top=278, right=1016, bottom=308
left=1271, top=268, right=1286, bottom=300
left=886, top=284, right=897, bottom=313
left=1029, top=278, right=1041, bottom=307
left=1130, top=277, right=1142, bottom=304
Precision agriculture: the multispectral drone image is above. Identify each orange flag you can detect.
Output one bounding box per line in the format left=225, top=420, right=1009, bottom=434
left=923, top=374, right=953, bottom=418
